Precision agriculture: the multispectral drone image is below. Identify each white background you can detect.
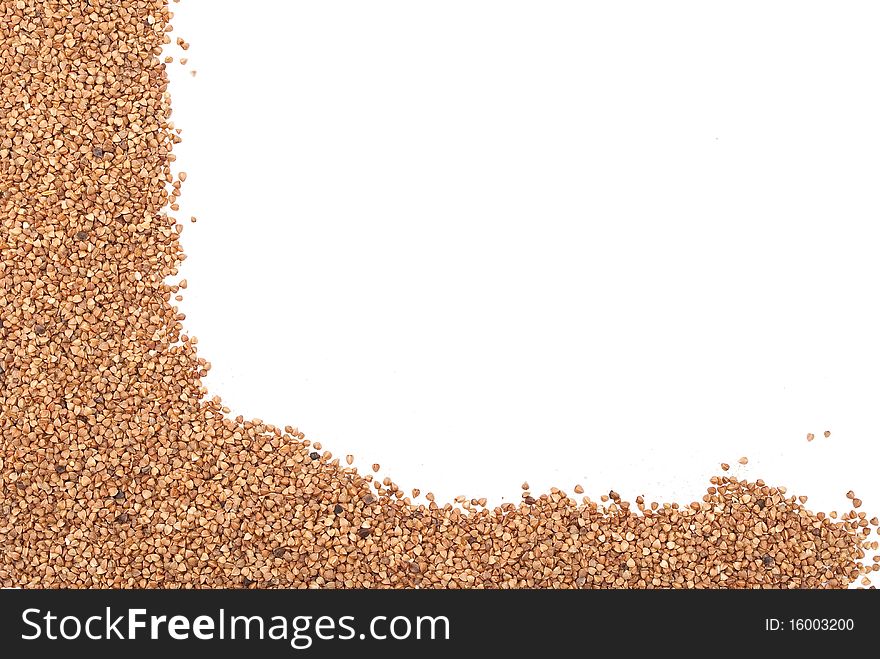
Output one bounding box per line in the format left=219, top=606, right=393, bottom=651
left=165, top=1, right=879, bottom=536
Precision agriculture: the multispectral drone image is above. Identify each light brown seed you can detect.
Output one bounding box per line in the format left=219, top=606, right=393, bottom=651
left=0, top=0, right=872, bottom=592
left=738, top=457, right=749, bottom=465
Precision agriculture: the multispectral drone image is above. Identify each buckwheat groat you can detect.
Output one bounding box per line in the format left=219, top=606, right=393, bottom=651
left=0, top=0, right=876, bottom=589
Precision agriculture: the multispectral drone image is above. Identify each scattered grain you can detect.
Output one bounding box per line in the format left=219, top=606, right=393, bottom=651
left=0, top=0, right=873, bottom=591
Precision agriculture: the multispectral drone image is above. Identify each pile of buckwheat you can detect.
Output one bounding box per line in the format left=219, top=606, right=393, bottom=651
left=1, top=0, right=878, bottom=588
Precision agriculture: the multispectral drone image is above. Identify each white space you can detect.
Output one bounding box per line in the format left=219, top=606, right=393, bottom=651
left=166, top=1, right=880, bottom=520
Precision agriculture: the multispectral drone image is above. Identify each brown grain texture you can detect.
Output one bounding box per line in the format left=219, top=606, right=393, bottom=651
left=0, top=0, right=876, bottom=589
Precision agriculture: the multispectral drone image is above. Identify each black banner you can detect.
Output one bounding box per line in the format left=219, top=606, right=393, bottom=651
left=0, top=589, right=874, bottom=656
